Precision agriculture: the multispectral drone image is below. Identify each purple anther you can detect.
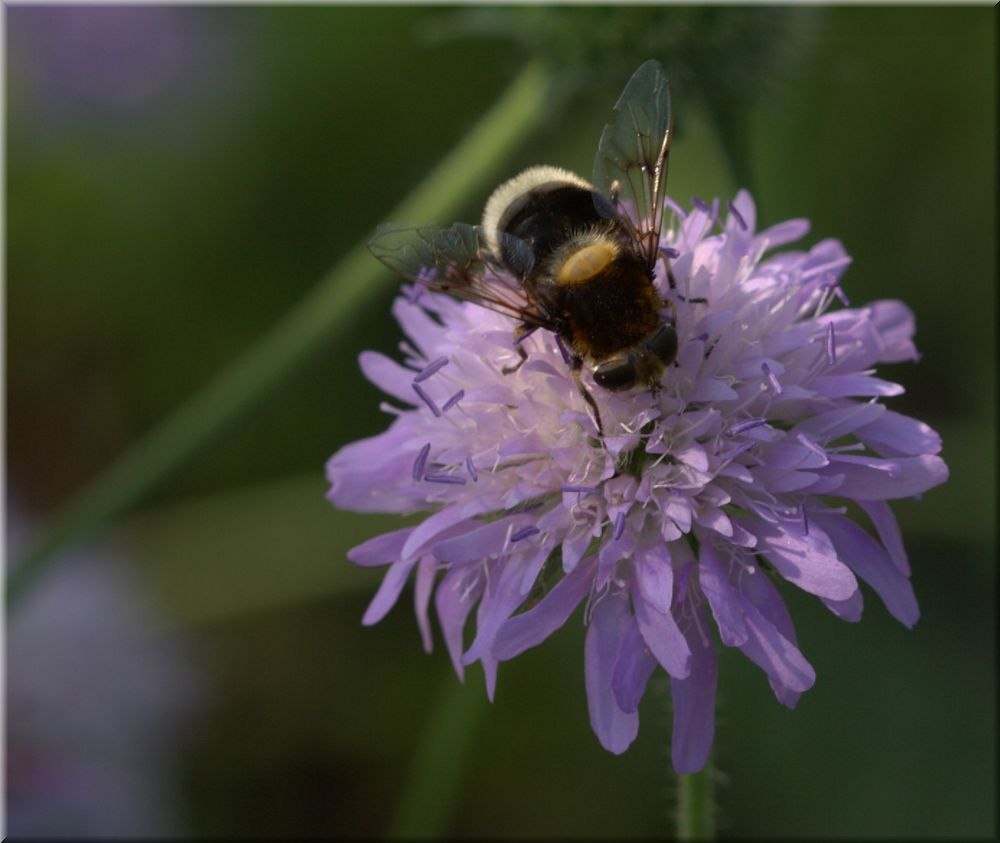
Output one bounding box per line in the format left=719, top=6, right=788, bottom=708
left=659, top=245, right=681, bottom=259
left=613, top=511, right=626, bottom=540
left=515, top=326, right=538, bottom=344
left=510, top=525, right=540, bottom=543
left=412, top=382, right=441, bottom=417
left=554, top=334, right=572, bottom=366
left=404, top=284, right=424, bottom=304
left=412, top=442, right=431, bottom=481
left=728, top=200, right=748, bottom=231
left=801, top=502, right=810, bottom=536
left=722, top=439, right=756, bottom=462
left=761, top=362, right=783, bottom=395
left=424, top=473, right=467, bottom=486
left=413, top=356, right=449, bottom=383
left=692, top=196, right=710, bottom=214
left=694, top=332, right=710, bottom=343
left=465, top=456, right=479, bottom=482
left=825, top=322, right=837, bottom=366
left=416, top=265, right=438, bottom=284
left=441, top=390, right=465, bottom=412
left=730, top=417, right=768, bottom=436
left=560, top=484, right=600, bottom=495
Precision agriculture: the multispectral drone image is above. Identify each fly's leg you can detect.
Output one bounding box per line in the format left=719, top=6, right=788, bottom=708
left=666, top=264, right=706, bottom=303
left=502, top=323, right=536, bottom=375
left=571, top=355, right=604, bottom=437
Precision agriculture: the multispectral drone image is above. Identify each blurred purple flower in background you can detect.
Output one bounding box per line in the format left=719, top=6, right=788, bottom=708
left=7, top=6, right=216, bottom=125
left=6, top=500, right=204, bottom=837
left=326, top=191, right=947, bottom=772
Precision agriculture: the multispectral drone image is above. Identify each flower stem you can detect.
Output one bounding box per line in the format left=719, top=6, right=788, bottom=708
left=388, top=672, right=488, bottom=838
left=676, top=764, right=715, bottom=841
left=6, top=59, right=555, bottom=609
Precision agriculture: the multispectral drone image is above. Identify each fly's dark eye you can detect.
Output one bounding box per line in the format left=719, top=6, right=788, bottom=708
left=647, top=325, right=678, bottom=367
left=593, top=357, right=637, bottom=392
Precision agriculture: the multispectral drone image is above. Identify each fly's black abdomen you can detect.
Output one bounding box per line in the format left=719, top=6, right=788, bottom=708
left=560, top=254, right=661, bottom=360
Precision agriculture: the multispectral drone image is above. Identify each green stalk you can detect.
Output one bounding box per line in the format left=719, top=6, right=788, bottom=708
left=677, top=764, right=715, bottom=841
left=387, top=673, right=488, bottom=838
left=7, top=60, right=554, bottom=608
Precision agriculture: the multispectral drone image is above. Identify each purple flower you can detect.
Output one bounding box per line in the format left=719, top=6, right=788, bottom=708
left=326, top=191, right=947, bottom=772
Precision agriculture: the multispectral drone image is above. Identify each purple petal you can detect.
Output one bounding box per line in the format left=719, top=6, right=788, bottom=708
left=739, top=562, right=797, bottom=642
left=414, top=555, right=437, bottom=652
left=809, top=374, right=904, bottom=398
left=751, top=467, right=821, bottom=493
left=634, top=544, right=674, bottom=615
left=402, top=504, right=477, bottom=560
left=561, top=524, right=596, bottom=572
left=346, top=526, right=415, bottom=568
left=756, top=218, right=810, bottom=249
left=463, top=562, right=529, bottom=665
left=631, top=581, right=692, bottom=679
left=492, top=557, right=596, bottom=661
left=858, top=499, right=910, bottom=575
left=820, top=454, right=948, bottom=500
left=359, top=350, right=419, bottom=404
left=327, top=430, right=427, bottom=512
left=688, top=378, right=738, bottom=402
left=811, top=512, right=920, bottom=628
left=674, top=443, right=710, bottom=472
left=738, top=605, right=816, bottom=697
left=856, top=410, right=942, bottom=458
left=362, top=557, right=419, bottom=626
left=481, top=653, right=499, bottom=702
left=791, top=402, right=886, bottom=441
left=434, top=566, right=484, bottom=680
left=822, top=588, right=864, bottom=622
left=744, top=517, right=858, bottom=601
left=611, top=613, right=657, bottom=714
left=585, top=591, right=639, bottom=754
left=697, top=540, right=748, bottom=647
left=432, top=519, right=511, bottom=564
left=694, top=505, right=734, bottom=537
left=868, top=299, right=919, bottom=362
left=670, top=606, right=718, bottom=773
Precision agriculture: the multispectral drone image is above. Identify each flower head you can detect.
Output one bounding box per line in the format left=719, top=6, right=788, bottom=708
left=326, top=191, right=947, bottom=772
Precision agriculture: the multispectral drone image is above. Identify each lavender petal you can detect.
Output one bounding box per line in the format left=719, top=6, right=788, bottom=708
left=670, top=605, right=718, bottom=773
left=585, top=591, right=639, bottom=754
left=492, top=557, right=596, bottom=661
left=631, top=581, right=692, bottom=679
left=812, top=512, right=919, bottom=628
left=744, top=517, right=859, bottom=601
left=611, top=612, right=657, bottom=714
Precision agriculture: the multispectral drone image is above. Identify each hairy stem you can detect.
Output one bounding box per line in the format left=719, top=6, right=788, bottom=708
left=677, top=763, right=715, bottom=841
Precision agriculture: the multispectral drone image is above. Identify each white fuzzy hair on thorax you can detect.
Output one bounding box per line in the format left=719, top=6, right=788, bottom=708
left=481, top=165, right=592, bottom=257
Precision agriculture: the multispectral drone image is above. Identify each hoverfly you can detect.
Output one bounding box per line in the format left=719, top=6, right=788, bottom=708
left=370, top=60, right=679, bottom=435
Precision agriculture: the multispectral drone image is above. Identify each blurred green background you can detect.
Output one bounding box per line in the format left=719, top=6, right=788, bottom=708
left=6, top=5, right=995, bottom=838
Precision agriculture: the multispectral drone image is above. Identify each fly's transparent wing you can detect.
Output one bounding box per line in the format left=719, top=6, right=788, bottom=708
left=593, top=60, right=674, bottom=273
left=369, top=223, right=551, bottom=328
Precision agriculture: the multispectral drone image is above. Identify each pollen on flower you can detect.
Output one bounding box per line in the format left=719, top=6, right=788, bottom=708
left=326, top=190, right=948, bottom=773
